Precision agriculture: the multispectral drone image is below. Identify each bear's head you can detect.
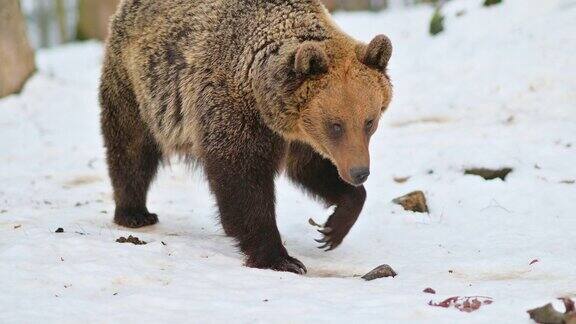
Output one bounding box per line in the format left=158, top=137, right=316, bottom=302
left=253, top=35, right=393, bottom=186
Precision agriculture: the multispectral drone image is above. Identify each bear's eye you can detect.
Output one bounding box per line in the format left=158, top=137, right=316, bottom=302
left=365, top=119, right=374, bottom=132
left=329, top=123, right=344, bottom=138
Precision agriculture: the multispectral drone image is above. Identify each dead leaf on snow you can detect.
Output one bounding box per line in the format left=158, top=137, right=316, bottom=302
left=423, top=287, right=436, bottom=294
left=429, top=296, right=493, bottom=313
left=527, top=298, right=576, bottom=324
left=393, top=176, right=411, bottom=184
left=392, top=191, right=429, bottom=213
left=464, top=167, right=513, bottom=181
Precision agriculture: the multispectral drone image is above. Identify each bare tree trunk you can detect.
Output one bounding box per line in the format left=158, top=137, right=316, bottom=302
left=0, top=0, right=36, bottom=98
left=35, top=0, right=51, bottom=48
left=55, top=0, right=68, bottom=43
left=76, top=0, right=120, bottom=41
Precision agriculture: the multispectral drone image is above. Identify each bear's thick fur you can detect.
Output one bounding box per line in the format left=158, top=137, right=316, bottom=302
left=100, top=0, right=393, bottom=273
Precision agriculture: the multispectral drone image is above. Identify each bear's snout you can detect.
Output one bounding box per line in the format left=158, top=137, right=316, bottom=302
left=349, top=166, right=370, bottom=185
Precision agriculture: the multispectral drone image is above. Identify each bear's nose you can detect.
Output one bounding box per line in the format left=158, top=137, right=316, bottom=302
left=350, top=167, right=370, bottom=185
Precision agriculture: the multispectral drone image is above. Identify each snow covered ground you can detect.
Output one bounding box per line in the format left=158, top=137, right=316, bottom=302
left=1, top=0, right=575, bottom=322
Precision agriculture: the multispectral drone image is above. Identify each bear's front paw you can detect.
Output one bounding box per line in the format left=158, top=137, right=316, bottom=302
left=316, top=224, right=347, bottom=251
left=316, top=188, right=366, bottom=251
left=114, top=208, right=159, bottom=228
left=315, top=207, right=361, bottom=251
left=246, top=254, right=307, bottom=275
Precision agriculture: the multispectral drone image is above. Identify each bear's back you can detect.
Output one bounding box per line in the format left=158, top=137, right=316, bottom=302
left=104, top=0, right=334, bottom=155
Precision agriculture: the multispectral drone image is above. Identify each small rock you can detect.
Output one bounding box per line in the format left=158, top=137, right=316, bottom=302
left=55, top=228, right=64, bottom=233
left=464, top=167, right=513, bottom=181
left=14, top=224, right=22, bottom=229
left=361, top=264, right=397, bottom=281
left=423, top=287, right=436, bottom=294
left=116, top=235, right=147, bottom=245
left=392, top=191, right=429, bottom=213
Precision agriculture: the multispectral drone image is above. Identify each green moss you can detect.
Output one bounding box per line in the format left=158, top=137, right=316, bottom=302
left=429, top=9, right=445, bottom=36
left=483, top=0, right=503, bottom=7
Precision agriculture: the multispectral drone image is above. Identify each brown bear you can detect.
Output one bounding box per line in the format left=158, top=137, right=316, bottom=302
left=100, top=0, right=393, bottom=274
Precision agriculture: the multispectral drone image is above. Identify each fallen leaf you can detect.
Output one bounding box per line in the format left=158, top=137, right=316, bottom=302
left=429, top=296, right=459, bottom=308
left=527, top=303, right=566, bottom=324
left=423, top=287, right=436, bottom=294
left=560, top=298, right=575, bottom=314
left=429, top=296, right=493, bottom=313
left=464, top=167, right=513, bottom=181
left=393, top=176, right=411, bottom=183
left=527, top=298, right=576, bottom=324
left=392, top=191, right=429, bottom=213
left=459, top=298, right=482, bottom=313
left=530, top=259, right=539, bottom=265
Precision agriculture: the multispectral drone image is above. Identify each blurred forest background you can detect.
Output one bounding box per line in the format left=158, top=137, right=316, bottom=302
left=1, top=0, right=443, bottom=97
left=19, top=0, right=438, bottom=48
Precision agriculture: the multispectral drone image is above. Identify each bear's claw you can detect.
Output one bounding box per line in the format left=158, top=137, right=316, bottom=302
left=315, top=227, right=346, bottom=252
left=114, top=209, right=159, bottom=228
left=271, top=256, right=307, bottom=274
left=247, top=254, right=307, bottom=275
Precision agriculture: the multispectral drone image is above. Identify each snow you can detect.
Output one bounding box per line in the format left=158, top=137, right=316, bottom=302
left=1, top=0, right=575, bottom=322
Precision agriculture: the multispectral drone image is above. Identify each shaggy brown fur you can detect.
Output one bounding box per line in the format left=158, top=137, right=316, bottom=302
left=100, top=0, right=393, bottom=274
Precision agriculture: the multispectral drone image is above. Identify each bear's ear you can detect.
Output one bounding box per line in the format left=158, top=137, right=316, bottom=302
left=294, top=42, right=329, bottom=78
left=360, top=34, right=392, bottom=72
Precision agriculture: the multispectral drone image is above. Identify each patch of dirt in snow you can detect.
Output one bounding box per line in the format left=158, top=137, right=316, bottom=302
left=63, top=175, right=102, bottom=187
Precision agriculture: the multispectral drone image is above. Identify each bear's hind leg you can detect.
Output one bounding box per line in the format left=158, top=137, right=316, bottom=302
left=287, top=142, right=366, bottom=251
left=100, top=68, right=162, bottom=228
